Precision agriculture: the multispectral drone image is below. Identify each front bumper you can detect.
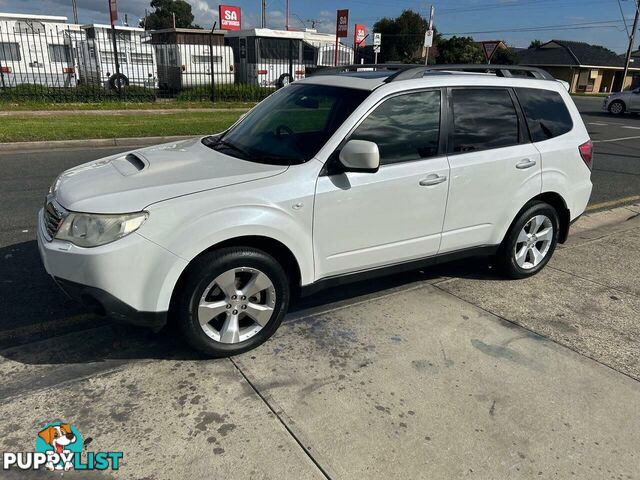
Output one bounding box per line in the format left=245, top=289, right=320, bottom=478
left=37, top=208, right=188, bottom=330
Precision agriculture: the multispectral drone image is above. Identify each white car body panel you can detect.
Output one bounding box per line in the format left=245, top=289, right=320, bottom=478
left=441, top=143, right=542, bottom=252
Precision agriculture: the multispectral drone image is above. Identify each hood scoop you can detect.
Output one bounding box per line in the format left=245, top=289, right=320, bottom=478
left=111, top=153, right=147, bottom=176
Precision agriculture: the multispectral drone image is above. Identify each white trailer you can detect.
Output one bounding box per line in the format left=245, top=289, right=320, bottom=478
left=150, top=28, right=234, bottom=92
left=0, top=12, right=79, bottom=88
left=302, top=29, right=354, bottom=66
left=76, top=24, right=158, bottom=89
left=225, top=28, right=307, bottom=88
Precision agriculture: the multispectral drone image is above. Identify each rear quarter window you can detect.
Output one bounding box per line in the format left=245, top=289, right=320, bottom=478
left=516, top=88, right=573, bottom=142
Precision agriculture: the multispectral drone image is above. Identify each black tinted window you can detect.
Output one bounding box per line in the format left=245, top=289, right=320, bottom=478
left=450, top=88, right=519, bottom=153
left=516, top=88, right=573, bottom=142
left=350, top=90, right=441, bottom=165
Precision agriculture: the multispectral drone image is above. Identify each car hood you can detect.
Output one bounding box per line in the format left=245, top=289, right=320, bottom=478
left=53, top=137, right=288, bottom=213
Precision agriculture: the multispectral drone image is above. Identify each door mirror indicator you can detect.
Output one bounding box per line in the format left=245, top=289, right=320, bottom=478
left=339, top=140, right=380, bottom=173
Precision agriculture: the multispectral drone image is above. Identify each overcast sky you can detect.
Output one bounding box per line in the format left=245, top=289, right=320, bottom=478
left=1, top=0, right=638, bottom=53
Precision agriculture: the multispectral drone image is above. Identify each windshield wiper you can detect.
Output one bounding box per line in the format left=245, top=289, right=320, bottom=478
left=212, top=139, right=251, bottom=159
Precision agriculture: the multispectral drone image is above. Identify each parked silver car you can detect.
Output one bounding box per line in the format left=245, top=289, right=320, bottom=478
left=603, top=87, right=640, bottom=114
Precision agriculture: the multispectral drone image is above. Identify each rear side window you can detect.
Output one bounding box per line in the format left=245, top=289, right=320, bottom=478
left=516, top=88, right=573, bottom=142
left=350, top=90, right=441, bottom=165
left=450, top=88, right=519, bottom=153
left=0, top=42, right=21, bottom=62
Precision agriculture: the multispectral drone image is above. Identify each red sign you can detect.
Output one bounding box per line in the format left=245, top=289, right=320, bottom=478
left=336, top=9, right=349, bottom=38
left=108, top=0, right=118, bottom=26
left=354, top=24, right=366, bottom=46
left=481, top=41, right=501, bottom=62
left=219, top=5, right=241, bottom=30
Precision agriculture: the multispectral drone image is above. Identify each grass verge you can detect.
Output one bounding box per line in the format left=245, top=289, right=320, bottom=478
left=0, top=100, right=256, bottom=111
left=0, top=111, right=244, bottom=142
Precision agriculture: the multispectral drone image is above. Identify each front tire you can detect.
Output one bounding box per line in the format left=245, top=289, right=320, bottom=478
left=497, top=201, right=560, bottom=279
left=178, top=247, right=290, bottom=357
left=608, top=100, right=625, bottom=115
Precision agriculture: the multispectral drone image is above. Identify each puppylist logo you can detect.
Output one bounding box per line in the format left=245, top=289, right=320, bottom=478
left=2, top=421, right=123, bottom=472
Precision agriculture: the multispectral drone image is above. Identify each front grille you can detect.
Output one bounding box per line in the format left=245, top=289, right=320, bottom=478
left=44, top=200, right=66, bottom=239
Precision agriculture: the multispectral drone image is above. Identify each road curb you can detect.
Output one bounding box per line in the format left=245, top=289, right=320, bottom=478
left=0, top=135, right=196, bottom=152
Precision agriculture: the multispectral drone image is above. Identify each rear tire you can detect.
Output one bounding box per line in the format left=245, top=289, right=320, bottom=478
left=497, top=201, right=560, bottom=279
left=608, top=100, right=625, bottom=115
left=178, top=247, right=290, bottom=357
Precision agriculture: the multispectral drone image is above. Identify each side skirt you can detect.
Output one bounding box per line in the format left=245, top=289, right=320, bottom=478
left=300, top=245, right=499, bottom=297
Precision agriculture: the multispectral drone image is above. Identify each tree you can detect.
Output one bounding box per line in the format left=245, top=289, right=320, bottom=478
left=492, top=47, right=520, bottom=65
left=435, top=36, right=484, bottom=64
left=142, top=0, right=200, bottom=30
left=528, top=40, right=543, bottom=49
left=372, top=10, right=441, bottom=63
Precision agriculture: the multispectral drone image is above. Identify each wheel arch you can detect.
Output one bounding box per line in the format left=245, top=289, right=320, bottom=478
left=509, top=192, right=570, bottom=244
left=168, top=235, right=303, bottom=321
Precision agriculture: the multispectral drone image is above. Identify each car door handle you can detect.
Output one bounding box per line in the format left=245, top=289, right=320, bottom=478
left=419, top=174, right=447, bottom=186
left=516, top=159, right=537, bottom=169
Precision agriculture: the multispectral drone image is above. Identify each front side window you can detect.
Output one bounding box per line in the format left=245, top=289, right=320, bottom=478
left=206, top=84, right=370, bottom=164
left=450, top=88, right=519, bottom=153
left=0, top=42, right=21, bottom=62
left=349, top=90, right=441, bottom=165
left=516, top=88, right=573, bottom=142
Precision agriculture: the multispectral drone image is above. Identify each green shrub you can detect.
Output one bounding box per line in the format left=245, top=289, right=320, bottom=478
left=0, top=83, right=155, bottom=103
left=176, top=84, right=272, bottom=102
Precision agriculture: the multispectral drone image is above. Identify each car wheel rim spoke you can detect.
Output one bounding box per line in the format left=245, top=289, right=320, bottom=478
left=197, top=267, right=276, bottom=344
left=242, top=271, right=272, bottom=298
left=244, top=302, right=274, bottom=327
left=219, top=313, right=240, bottom=344
left=198, top=300, right=228, bottom=325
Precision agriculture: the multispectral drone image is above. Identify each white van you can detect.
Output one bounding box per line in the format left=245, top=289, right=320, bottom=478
left=76, top=24, right=157, bottom=89
left=225, top=28, right=307, bottom=88
left=0, top=13, right=78, bottom=88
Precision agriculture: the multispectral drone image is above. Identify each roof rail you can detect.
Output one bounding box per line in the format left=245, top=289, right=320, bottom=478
left=311, top=63, right=556, bottom=82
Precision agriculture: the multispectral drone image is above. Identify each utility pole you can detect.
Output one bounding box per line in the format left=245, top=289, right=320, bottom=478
left=285, top=0, right=289, bottom=30
left=622, top=0, right=640, bottom=91
left=71, top=0, right=79, bottom=24
left=261, top=0, right=266, bottom=28
left=424, top=5, right=434, bottom=66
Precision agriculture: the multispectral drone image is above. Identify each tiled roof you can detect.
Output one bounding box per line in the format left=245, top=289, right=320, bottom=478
left=519, top=40, right=625, bottom=67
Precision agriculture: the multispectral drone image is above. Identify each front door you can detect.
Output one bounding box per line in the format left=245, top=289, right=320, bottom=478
left=313, top=89, right=450, bottom=279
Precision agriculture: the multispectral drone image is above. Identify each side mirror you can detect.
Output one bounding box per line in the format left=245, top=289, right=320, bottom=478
left=339, top=140, right=380, bottom=173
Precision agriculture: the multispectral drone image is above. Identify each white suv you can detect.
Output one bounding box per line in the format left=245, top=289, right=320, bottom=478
left=38, top=65, right=593, bottom=357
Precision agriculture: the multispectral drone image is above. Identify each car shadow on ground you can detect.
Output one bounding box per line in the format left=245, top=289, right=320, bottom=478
left=0, top=239, right=505, bottom=366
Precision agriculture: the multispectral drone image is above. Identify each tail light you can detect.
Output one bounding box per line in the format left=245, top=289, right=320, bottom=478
left=229, top=64, right=234, bottom=72
left=63, top=67, right=75, bottom=74
left=257, top=69, right=268, bottom=75
left=578, top=140, right=594, bottom=170
left=0, top=66, right=11, bottom=73
left=181, top=64, right=186, bottom=72
left=295, top=69, right=305, bottom=75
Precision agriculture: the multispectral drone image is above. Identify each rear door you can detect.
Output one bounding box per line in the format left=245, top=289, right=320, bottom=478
left=440, top=87, right=542, bottom=253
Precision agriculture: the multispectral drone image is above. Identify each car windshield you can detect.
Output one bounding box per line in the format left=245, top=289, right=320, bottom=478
left=204, top=83, right=370, bottom=165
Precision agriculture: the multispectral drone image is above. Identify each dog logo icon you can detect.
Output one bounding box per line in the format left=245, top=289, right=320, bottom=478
left=35, top=422, right=83, bottom=471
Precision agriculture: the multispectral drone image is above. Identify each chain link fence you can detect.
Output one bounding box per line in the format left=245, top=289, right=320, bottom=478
left=0, top=20, right=359, bottom=103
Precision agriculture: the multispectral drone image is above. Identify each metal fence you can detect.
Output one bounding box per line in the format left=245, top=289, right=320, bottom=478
left=0, top=21, right=359, bottom=103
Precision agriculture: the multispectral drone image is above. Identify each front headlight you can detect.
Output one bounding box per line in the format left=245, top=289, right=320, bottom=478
left=55, top=211, right=148, bottom=247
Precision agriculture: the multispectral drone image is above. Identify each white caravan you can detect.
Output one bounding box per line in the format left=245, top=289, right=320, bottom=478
left=0, top=12, right=79, bottom=88
left=151, top=29, right=234, bottom=92
left=225, top=28, right=307, bottom=88
left=302, top=29, right=354, bottom=66
left=76, top=24, right=157, bottom=89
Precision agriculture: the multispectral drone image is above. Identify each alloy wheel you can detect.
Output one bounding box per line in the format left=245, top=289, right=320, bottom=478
left=513, top=215, right=554, bottom=270
left=197, top=267, right=276, bottom=344
left=610, top=102, right=623, bottom=114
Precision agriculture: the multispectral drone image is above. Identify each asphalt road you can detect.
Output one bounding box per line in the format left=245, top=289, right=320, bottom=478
left=573, top=95, right=640, bottom=208
left=0, top=97, right=638, bottom=343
